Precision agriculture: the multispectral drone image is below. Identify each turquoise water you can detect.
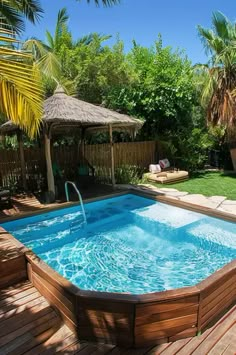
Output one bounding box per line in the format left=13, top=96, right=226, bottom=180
left=1, top=194, right=236, bottom=294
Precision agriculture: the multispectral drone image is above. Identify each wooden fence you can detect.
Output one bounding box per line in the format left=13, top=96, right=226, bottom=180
left=0, top=141, right=160, bottom=189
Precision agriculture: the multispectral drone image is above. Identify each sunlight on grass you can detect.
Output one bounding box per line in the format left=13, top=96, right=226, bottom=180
left=151, top=172, right=236, bottom=200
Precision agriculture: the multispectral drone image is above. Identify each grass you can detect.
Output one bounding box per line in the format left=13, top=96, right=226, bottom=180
left=150, top=171, right=236, bottom=200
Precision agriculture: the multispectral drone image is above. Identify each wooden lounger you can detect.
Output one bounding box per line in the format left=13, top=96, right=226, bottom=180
left=144, top=170, right=189, bottom=184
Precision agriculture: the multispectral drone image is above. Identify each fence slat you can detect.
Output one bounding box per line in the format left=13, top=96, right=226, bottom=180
left=0, top=141, right=158, bottom=189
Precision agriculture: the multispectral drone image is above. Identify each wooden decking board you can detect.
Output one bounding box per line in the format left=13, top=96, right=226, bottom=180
left=30, top=325, right=81, bottom=355
left=47, top=335, right=85, bottom=354
left=145, top=341, right=172, bottom=354
left=58, top=342, right=88, bottom=354
left=0, top=294, right=46, bottom=320
left=159, top=337, right=192, bottom=354
left=0, top=287, right=40, bottom=310
left=191, top=307, right=236, bottom=355
left=67, top=344, right=89, bottom=354
left=66, top=342, right=113, bottom=355
left=0, top=300, right=51, bottom=336
left=0, top=310, right=57, bottom=347
left=222, top=343, right=236, bottom=355
left=208, top=323, right=236, bottom=355
left=0, top=280, right=32, bottom=300
left=0, top=194, right=44, bottom=220
left=0, top=281, right=33, bottom=301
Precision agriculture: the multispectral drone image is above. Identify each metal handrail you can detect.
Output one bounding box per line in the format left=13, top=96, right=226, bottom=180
left=65, top=181, right=87, bottom=225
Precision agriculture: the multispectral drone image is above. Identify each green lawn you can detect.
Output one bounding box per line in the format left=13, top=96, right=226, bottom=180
left=150, top=171, right=236, bottom=200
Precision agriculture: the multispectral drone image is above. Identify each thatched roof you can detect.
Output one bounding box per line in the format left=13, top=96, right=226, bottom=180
left=0, top=86, right=142, bottom=134
left=0, top=121, right=18, bottom=134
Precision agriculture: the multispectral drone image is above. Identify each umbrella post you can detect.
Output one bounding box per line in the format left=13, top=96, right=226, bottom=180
left=44, top=129, right=55, bottom=202
left=17, top=131, right=27, bottom=191
left=109, top=124, right=115, bottom=188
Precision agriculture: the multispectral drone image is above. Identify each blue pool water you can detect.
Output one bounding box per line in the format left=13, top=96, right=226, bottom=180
left=1, top=194, right=236, bottom=294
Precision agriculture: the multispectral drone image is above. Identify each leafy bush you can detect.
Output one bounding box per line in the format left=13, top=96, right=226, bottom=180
left=160, top=128, right=219, bottom=173
left=115, top=165, right=145, bottom=184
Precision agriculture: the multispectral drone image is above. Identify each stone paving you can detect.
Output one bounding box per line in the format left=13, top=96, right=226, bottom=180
left=117, top=183, right=236, bottom=216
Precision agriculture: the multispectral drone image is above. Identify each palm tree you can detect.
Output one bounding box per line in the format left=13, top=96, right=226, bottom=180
left=23, top=8, right=69, bottom=81
left=24, top=8, right=112, bottom=92
left=197, top=11, right=236, bottom=138
left=0, top=0, right=43, bottom=33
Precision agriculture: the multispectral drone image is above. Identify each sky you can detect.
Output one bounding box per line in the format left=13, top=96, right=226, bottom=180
left=23, top=0, right=236, bottom=64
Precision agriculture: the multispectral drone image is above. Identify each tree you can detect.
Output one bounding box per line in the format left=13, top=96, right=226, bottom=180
left=58, top=35, right=131, bottom=103
left=105, top=38, right=197, bottom=138
left=197, top=11, right=236, bottom=139
left=23, top=8, right=69, bottom=83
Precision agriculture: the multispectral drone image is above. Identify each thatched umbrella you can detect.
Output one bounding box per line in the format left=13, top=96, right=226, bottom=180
left=1, top=86, right=142, bottom=200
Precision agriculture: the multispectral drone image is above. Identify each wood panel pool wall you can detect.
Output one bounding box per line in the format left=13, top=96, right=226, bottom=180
left=24, top=252, right=236, bottom=348
left=1, top=191, right=236, bottom=347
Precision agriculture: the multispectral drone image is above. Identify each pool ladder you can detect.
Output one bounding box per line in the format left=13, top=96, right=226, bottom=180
left=65, top=181, right=87, bottom=231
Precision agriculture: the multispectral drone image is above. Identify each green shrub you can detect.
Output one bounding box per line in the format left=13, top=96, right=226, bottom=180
left=115, top=165, right=145, bottom=184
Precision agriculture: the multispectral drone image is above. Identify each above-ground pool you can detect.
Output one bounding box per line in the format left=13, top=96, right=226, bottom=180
left=2, top=194, right=236, bottom=294
left=1, top=192, right=236, bottom=347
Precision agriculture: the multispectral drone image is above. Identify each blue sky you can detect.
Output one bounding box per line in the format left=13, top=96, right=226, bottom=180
left=23, top=0, right=236, bottom=64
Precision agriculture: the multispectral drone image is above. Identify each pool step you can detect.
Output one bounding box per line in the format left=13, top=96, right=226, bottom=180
left=11, top=208, right=126, bottom=246
left=70, top=218, right=86, bottom=233
left=15, top=212, right=132, bottom=256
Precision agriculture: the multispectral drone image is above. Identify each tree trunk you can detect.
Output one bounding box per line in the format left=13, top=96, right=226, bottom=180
left=17, top=131, right=27, bottom=191
left=44, top=132, right=55, bottom=201
left=230, top=148, right=236, bottom=171
left=109, top=124, right=115, bottom=187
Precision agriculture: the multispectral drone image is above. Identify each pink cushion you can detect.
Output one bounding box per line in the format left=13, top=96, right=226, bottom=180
left=159, top=159, right=170, bottom=169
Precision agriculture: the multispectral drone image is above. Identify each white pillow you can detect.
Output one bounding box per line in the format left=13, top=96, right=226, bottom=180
left=159, top=159, right=170, bottom=169
left=149, top=164, right=161, bottom=173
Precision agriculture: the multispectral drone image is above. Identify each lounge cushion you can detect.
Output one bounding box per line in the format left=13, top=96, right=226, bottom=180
left=159, top=159, right=170, bottom=169
left=149, top=164, right=161, bottom=173
left=144, top=170, right=189, bottom=184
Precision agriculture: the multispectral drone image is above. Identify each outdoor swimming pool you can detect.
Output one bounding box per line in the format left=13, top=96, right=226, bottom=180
left=1, top=194, right=236, bottom=294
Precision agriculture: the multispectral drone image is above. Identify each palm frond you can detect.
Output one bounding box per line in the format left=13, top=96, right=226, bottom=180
left=0, top=0, right=43, bottom=33
left=198, top=11, right=236, bottom=132
left=45, top=30, right=54, bottom=50
left=76, top=32, right=111, bottom=46
left=23, top=38, right=49, bottom=59
left=12, top=0, right=43, bottom=24
left=0, top=28, right=43, bottom=138
left=212, top=11, right=230, bottom=40
left=77, top=0, right=120, bottom=6
left=54, top=7, right=69, bottom=51
left=37, top=51, right=61, bottom=79
left=0, top=1, right=24, bottom=33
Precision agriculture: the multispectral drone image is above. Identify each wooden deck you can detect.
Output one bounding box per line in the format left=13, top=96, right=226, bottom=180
left=0, top=185, right=118, bottom=221
left=0, top=193, right=44, bottom=220
left=0, top=281, right=235, bottom=354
